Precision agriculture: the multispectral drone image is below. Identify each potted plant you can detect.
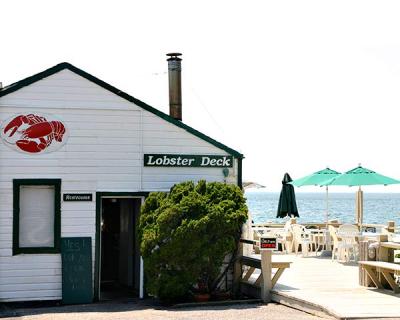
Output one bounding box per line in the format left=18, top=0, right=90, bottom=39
left=193, top=275, right=210, bottom=302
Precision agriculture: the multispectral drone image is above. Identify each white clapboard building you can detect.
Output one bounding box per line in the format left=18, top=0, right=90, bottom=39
left=0, top=55, right=243, bottom=302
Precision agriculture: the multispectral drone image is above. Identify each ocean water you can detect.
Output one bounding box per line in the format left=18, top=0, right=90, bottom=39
left=245, top=191, right=400, bottom=226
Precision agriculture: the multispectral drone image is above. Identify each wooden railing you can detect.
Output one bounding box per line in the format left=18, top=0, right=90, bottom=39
left=253, top=222, right=341, bottom=229
left=252, top=221, right=397, bottom=232
left=233, top=239, right=292, bottom=302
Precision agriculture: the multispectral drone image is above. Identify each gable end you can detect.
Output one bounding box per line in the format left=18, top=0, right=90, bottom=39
left=0, top=62, right=243, bottom=158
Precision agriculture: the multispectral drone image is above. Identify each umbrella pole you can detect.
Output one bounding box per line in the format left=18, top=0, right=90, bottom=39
left=320, top=185, right=333, bottom=257
left=359, top=186, right=363, bottom=231
left=325, top=186, right=329, bottom=228
left=356, top=186, right=363, bottom=231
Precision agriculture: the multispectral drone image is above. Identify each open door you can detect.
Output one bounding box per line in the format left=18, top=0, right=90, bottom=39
left=100, top=197, right=142, bottom=300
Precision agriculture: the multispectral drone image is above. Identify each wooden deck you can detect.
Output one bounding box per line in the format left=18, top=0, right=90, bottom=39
left=250, top=254, right=400, bottom=319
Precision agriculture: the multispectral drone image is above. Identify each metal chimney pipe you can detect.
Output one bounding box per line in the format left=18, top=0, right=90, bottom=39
left=166, top=53, right=182, bottom=121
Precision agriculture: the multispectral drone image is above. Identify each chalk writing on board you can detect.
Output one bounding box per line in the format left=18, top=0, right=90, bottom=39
left=61, top=237, right=92, bottom=304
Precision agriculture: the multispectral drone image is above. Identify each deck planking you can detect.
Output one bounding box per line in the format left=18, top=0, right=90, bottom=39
left=250, top=254, right=400, bottom=319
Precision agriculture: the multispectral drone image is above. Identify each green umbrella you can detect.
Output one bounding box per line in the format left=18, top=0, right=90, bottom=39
left=290, top=168, right=341, bottom=227
left=277, top=173, right=299, bottom=218
left=321, top=165, right=400, bottom=229
left=291, top=168, right=341, bottom=187
left=322, top=166, right=400, bottom=186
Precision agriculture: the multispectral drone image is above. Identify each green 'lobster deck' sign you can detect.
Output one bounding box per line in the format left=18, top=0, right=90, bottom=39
left=144, top=154, right=233, bottom=167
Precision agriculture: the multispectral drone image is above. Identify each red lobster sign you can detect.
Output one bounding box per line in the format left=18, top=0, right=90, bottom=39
left=1, top=113, right=68, bottom=154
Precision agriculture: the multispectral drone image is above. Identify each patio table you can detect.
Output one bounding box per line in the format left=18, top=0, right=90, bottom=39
left=307, top=229, right=327, bottom=254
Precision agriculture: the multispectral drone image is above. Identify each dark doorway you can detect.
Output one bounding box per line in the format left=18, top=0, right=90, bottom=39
left=100, top=197, right=142, bottom=300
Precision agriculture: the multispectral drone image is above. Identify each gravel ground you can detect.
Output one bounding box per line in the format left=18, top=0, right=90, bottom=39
left=0, top=301, right=323, bottom=320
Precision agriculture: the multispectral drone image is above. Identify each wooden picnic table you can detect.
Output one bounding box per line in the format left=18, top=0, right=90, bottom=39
left=378, top=240, right=400, bottom=262
left=359, top=238, right=400, bottom=293
left=380, top=241, right=400, bottom=250
left=359, top=260, right=400, bottom=293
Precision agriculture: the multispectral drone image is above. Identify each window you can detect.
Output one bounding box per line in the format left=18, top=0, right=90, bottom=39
left=13, top=179, right=61, bottom=255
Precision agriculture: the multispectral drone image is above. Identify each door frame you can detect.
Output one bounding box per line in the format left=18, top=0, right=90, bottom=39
left=94, top=192, right=148, bottom=301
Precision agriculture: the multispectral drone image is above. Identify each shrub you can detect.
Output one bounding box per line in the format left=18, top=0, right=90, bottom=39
left=138, top=180, right=248, bottom=302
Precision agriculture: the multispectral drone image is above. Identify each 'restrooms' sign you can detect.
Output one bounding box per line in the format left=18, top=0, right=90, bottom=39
left=144, top=154, right=233, bottom=167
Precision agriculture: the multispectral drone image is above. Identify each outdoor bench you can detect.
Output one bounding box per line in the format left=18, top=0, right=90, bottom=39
left=235, top=239, right=293, bottom=299
left=238, top=255, right=292, bottom=298
left=358, top=260, right=400, bottom=293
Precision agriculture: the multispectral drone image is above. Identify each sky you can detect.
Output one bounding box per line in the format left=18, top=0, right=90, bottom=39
left=2, top=0, right=400, bottom=192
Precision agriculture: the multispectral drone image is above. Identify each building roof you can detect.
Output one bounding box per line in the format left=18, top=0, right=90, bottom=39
left=0, top=62, right=243, bottom=158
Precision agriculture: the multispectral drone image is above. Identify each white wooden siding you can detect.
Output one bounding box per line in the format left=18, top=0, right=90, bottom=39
left=0, top=68, right=238, bottom=302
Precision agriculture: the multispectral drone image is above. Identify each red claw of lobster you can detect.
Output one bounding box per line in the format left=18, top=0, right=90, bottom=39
left=16, top=140, right=46, bottom=153
left=3, top=115, right=26, bottom=137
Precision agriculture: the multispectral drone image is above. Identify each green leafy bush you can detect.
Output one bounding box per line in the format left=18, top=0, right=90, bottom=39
left=138, top=180, right=248, bottom=302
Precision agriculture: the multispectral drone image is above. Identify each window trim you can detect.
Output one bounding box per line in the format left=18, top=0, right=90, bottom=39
left=13, top=179, right=61, bottom=255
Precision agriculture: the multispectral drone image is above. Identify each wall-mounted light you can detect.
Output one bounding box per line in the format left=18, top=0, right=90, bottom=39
left=223, top=168, right=229, bottom=177
left=223, top=168, right=229, bottom=183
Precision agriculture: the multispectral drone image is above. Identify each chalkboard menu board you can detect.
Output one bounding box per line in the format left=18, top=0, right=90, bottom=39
left=61, top=237, right=92, bottom=304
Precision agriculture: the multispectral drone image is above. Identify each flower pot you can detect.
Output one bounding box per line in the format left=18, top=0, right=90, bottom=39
left=193, top=293, right=210, bottom=302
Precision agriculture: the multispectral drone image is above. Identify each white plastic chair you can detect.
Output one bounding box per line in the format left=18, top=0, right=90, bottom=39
left=291, top=224, right=312, bottom=256
left=336, top=224, right=359, bottom=262
left=276, top=220, right=294, bottom=253
left=329, top=225, right=340, bottom=261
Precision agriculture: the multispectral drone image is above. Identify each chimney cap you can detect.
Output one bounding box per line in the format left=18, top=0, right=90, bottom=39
left=166, top=53, right=182, bottom=61
left=166, top=52, right=182, bottom=57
